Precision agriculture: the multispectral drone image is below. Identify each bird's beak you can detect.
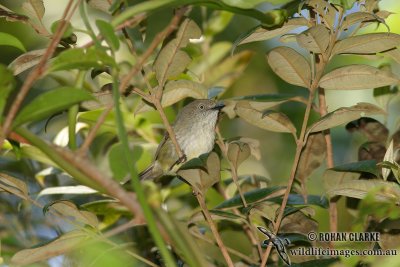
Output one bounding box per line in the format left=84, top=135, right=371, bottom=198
left=211, top=102, right=225, bottom=110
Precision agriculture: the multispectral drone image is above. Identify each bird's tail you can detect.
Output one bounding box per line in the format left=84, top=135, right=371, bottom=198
left=138, top=164, right=154, bottom=180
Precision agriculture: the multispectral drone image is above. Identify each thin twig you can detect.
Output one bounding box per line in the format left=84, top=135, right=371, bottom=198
left=195, top=192, right=234, bottom=267
left=0, top=0, right=81, bottom=148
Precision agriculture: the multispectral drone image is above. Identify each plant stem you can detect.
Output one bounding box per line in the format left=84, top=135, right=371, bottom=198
left=68, top=71, right=86, bottom=150
left=195, top=192, right=234, bottom=267
left=111, top=74, right=177, bottom=267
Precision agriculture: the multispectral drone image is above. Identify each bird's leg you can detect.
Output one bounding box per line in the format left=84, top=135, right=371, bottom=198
left=168, top=153, right=187, bottom=171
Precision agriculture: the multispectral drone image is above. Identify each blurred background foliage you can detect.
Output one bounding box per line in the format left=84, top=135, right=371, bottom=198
left=1, top=0, right=400, bottom=266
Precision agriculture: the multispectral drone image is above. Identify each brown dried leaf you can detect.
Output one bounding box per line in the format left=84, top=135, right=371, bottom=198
left=47, top=200, right=99, bottom=228
left=319, top=65, right=399, bottom=90
left=341, top=12, right=384, bottom=30
left=8, top=49, right=46, bottom=75
left=266, top=46, right=311, bottom=88
left=306, top=0, right=336, bottom=29
left=22, top=0, right=45, bottom=21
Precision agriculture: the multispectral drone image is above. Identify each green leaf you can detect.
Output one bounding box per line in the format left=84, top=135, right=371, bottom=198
left=235, top=101, right=297, bottom=136
left=0, top=32, right=26, bottom=52
left=96, top=20, right=120, bottom=51
left=319, top=65, right=399, bottom=90
left=108, top=142, right=142, bottom=181
left=331, top=160, right=379, bottom=176
left=11, top=230, right=88, bottom=266
left=296, top=25, right=330, bottom=53
left=87, top=0, right=111, bottom=13
left=236, top=17, right=309, bottom=45
left=49, top=47, right=116, bottom=72
left=0, top=64, right=16, bottom=117
left=323, top=169, right=360, bottom=193
left=13, top=87, right=94, bottom=127
left=307, top=102, right=386, bottom=133
left=215, top=186, right=284, bottom=209
left=50, top=20, right=74, bottom=38
left=267, top=46, right=311, bottom=88
left=327, top=180, right=400, bottom=201
left=332, top=33, right=400, bottom=55
left=268, top=194, right=329, bottom=208
left=221, top=0, right=266, bottom=9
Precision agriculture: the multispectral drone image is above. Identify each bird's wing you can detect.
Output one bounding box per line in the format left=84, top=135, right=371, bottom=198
left=154, top=132, right=169, bottom=160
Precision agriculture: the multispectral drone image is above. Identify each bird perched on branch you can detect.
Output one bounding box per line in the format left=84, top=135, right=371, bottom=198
left=139, top=99, right=225, bottom=180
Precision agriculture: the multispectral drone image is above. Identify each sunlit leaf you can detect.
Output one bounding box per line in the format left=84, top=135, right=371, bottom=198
left=327, top=180, right=400, bottom=202
left=215, top=186, right=285, bottom=209
left=307, top=103, right=386, bottom=133
left=332, top=33, right=400, bottom=55
left=382, top=140, right=394, bottom=180
left=0, top=172, right=28, bottom=200
left=178, top=152, right=220, bottom=193
left=319, top=65, right=399, bottom=90
left=221, top=0, right=266, bottom=9
left=227, top=141, right=251, bottom=170
left=11, top=230, right=88, bottom=266
left=235, top=101, right=297, bottom=136
left=13, top=87, right=94, bottom=127
left=96, top=20, right=120, bottom=51
left=154, top=19, right=201, bottom=85
left=306, top=0, right=336, bottom=29
left=0, top=32, right=26, bottom=52
left=267, top=46, right=311, bottom=88
left=38, top=185, right=97, bottom=197
left=237, top=17, right=309, bottom=45
left=296, top=25, right=330, bottom=53
left=341, top=12, right=384, bottom=30
left=22, top=0, right=45, bottom=21
left=8, top=49, right=46, bottom=75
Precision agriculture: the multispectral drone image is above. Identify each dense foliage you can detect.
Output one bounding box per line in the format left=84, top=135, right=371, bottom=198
left=0, top=0, right=400, bottom=266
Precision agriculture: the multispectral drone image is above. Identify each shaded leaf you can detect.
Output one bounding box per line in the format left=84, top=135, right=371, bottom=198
left=190, top=209, right=246, bottom=224
left=267, top=46, right=311, bottom=88
left=154, top=19, right=201, bottom=85
left=235, top=101, right=297, bottom=136
left=0, top=65, right=16, bottom=117
left=221, top=0, right=267, bottom=9
left=8, top=49, right=46, bottom=75
left=332, top=160, right=379, bottom=176
left=13, top=87, right=94, bottom=127
left=382, top=140, right=394, bottom=180
left=306, top=0, right=336, bottom=29
left=22, top=0, right=45, bottom=21
left=308, top=103, right=386, bottom=133
left=11, top=230, right=88, bottom=266
left=345, top=117, right=389, bottom=143
left=215, top=186, right=285, bottom=209
left=332, top=33, right=400, bottom=55
left=358, top=142, right=387, bottom=162
left=50, top=20, right=74, bottom=38
left=385, top=48, right=400, bottom=64
left=96, top=20, right=120, bottom=51
left=237, top=17, right=310, bottom=45
left=108, top=143, right=142, bottom=182
left=268, top=194, right=329, bottom=208
left=49, top=47, right=116, bottom=72
left=327, top=180, right=400, bottom=202
left=0, top=32, right=26, bottom=52
left=296, top=132, right=326, bottom=182
left=0, top=6, right=29, bottom=23
left=319, top=65, right=399, bottom=90
left=87, top=0, right=111, bottom=13
left=227, top=141, right=251, bottom=170
left=296, top=25, right=330, bottom=53
left=45, top=200, right=98, bottom=228
left=0, top=172, right=28, bottom=200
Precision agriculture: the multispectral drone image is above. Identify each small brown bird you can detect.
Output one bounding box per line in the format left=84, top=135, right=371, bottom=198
left=139, top=99, right=224, bottom=180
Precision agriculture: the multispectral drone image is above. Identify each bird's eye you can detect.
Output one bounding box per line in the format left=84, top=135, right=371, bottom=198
left=198, top=104, right=205, bottom=110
